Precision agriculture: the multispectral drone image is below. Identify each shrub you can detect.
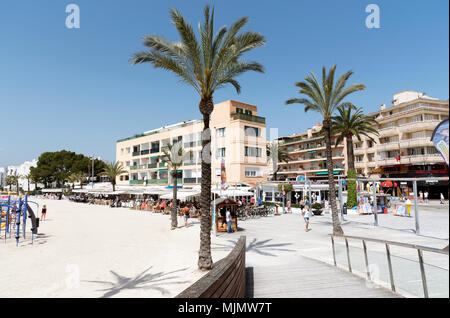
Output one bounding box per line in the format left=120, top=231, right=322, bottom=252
left=347, top=169, right=357, bottom=208
left=311, top=202, right=323, bottom=210
left=262, top=201, right=276, bottom=206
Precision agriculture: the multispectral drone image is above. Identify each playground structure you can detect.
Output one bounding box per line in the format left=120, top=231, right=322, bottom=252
left=0, top=193, right=40, bottom=246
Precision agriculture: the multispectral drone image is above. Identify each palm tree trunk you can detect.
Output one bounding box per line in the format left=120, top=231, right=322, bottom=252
left=346, top=133, right=355, bottom=171
left=198, top=97, right=214, bottom=270
left=171, top=173, right=178, bottom=229
left=112, top=181, right=116, bottom=192
left=324, top=119, right=344, bottom=235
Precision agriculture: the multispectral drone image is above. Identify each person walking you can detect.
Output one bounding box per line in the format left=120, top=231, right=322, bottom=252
left=183, top=205, right=190, bottom=227
left=424, top=191, right=429, bottom=204
left=299, top=199, right=305, bottom=213
left=287, top=199, right=291, bottom=213
left=440, top=193, right=445, bottom=204
left=226, top=209, right=233, bottom=233
left=301, top=205, right=311, bottom=232
left=41, top=205, right=47, bottom=221
left=419, top=191, right=423, bottom=202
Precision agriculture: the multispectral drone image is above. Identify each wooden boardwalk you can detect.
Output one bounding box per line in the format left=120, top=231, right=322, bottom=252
left=247, top=254, right=399, bottom=298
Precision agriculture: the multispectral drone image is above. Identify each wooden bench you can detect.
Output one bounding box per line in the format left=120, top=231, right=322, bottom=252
left=176, top=236, right=246, bottom=298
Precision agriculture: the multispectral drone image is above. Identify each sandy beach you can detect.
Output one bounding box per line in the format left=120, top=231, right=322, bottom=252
left=0, top=198, right=229, bottom=298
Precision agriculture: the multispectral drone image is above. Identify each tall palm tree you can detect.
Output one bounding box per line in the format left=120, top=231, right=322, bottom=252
left=130, top=6, right=265, bottom=270
left=266, top=141, right=290, bottom=181
left=101, top=162, right=127, bottom=192
left=162, top=142, right=190, bottom=230
left=332, top=106, right=379, bottom=171
left=286, top=65, right=365, bottom=235
left=5, top=173, right=20, bottom=194
left=66, top=173, right=79, bottom=189
left=332, top=106, right=379, bottom=208
left=74, top=171, right=89, bottom=190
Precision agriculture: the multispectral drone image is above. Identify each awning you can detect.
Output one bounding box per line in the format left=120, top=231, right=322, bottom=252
left=160, top=191, right=200, bottom=201
left=307, top=150, right=317, bottom=154
left=316, top=171, right=340, bottom=175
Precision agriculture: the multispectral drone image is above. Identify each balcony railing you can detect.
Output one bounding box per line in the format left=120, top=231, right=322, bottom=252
left=150, top=148, right=160, bottom=154
left=146, top=179, right=168, bottom=185
left=159, top=162, right=167, bottom=168
left=130, top=165, right=138, bottom=170
left=183, top=178, right=197, bottom=184
left=141, top=149, right=149, bottom=155
left=231, top=112, right=266, bottom=124
left=132, top=151, right=140, bottom=156
left=148, top=163, right=157, bottom=169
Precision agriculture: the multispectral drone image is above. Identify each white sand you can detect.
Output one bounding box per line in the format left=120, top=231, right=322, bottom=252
left=0, top=198, right=229, bottom=298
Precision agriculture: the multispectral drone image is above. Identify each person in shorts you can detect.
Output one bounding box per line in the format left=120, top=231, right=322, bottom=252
left=183, top=205, right=190, bottom=227
left=41, top=205, right=47, bottom=221
left=301, top=205, right=311, bottom=232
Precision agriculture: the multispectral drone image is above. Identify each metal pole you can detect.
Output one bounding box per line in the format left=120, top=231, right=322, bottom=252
left=373, top=179, right=378, bottom=226
left=331, top=236, right=337, bottom=266
left=282, top=183, right=285, bottom=213
left=345, top=238, right=352, bottom=272
left=413, top=180, right=420, bottom=235
left=362, top=240, right=371, bottom=281
left=385, top=243, right=396, bottom=292
left=417, top=249, right=429, bottom=298
left=213, top=183, right=217, bottom=237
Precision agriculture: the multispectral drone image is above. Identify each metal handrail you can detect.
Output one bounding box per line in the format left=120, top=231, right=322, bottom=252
left=329, top=234, right=449, bottom=298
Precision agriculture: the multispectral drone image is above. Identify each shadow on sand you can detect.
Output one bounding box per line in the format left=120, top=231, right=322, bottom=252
left=84, top=266, right=191, bottom=297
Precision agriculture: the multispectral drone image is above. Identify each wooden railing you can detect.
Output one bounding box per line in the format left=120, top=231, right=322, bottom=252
left=176, top=236, right=246, bottom=298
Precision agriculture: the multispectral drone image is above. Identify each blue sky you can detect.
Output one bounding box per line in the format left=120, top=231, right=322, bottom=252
left=0, top=0, right=448, bottom=166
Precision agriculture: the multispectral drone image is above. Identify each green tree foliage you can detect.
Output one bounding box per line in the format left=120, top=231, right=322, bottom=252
left=30, top=150, right=107, bottom=188
left=277, top=183, right=293, bottom=193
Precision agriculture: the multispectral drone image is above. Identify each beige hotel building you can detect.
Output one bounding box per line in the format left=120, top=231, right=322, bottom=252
left=353, top=90, right=448, bottom=195
left=276, top=123, right=347, bottom=182
left=115, top=100, right=267, bottom=187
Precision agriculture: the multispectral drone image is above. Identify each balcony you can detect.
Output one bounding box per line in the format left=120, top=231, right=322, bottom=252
left=140, top=149, right=150, bottom=155
left=399, top=138, right=433, bottom=149
left=399, top=120, right=440, bottom=133
left=132, top=151, right=140, bottom=156
left=231, top=112, right=266, bottom=124
left=183, top=177, right=198, bottom=184
left=148, top=163, right=158, bottom=169
left=130, top=165, right=138, bottom=170
left=130, top=180, right=145, bottom=185
left=150, top=148, right=160, bottom=154
left=146, top=179, right=168, bottom=185
left=159, top=162, right=168, bottom=168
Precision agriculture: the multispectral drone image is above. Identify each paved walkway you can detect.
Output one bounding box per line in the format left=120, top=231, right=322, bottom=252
left=214, top=207, right=448, bottom=298
left=247, top=254, right=398, bottom=298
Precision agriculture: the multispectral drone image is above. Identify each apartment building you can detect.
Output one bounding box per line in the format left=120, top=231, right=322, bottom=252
left=353, top=90, right=449, bottom=195
left=276, top=123, right=346, bottom=181
left=115, top=100, right=267, bottom=187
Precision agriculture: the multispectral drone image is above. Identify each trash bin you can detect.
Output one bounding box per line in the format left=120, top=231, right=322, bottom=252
left=343, top=203, right=347, bottom=215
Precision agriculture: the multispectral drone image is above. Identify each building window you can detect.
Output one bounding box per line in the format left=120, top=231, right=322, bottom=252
left=126, top=147, right=131, bottom=154
left=216, top=147, right=226, bottom=158
left=217, top=128, right=226, bottom=137
left=245, top=147, right=261, bottom=157
left=245, top=167, right=261, bottom=177
left=245, top=126, right=260, bottom=137
left=245, top=110, right=253, bottom=115
left=126, top=161, right=130, bottom=167
left=236, top=107, right=244, bottom=114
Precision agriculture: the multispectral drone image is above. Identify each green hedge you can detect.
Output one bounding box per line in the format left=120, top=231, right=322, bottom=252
left=347, top=169, right=357, bottom=208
